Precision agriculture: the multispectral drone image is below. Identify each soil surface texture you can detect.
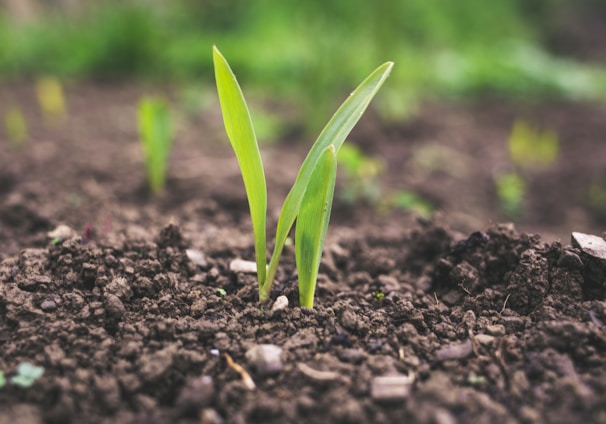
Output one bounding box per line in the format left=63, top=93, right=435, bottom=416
left=1, top=83, right=606, bottom=424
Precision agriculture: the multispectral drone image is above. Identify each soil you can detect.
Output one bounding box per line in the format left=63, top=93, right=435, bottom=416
left=1, top=81, right=606, bottom=424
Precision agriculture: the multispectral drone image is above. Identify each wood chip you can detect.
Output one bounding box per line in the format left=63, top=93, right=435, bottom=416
left=224, top=353, right=255, bottom=390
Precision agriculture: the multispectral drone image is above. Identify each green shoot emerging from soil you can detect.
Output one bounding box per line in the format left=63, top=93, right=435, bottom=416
left=137, top=97, right=173, bottom=195
left=213, top=46, right=392, bottom=307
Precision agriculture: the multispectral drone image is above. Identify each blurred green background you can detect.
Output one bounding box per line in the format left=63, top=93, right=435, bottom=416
left=1, top=0, right=605, bottom=127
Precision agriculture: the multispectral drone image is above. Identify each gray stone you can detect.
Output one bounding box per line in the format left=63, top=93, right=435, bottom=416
left=103, top=294, right=126, bottom=319
left=572, top=232, right=606, bottom=260
left=435, top=340, right=473, bottom=361
left=40, top=299, right=57, bottom=312
left=245, top=344, right=283, bottom=375
left=371, top=374, right=413, bottom=401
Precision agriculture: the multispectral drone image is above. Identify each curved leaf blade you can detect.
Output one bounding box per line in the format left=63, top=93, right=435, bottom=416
left=296, top=145, right=337, bottom=308
left=263, top=61, right=394, bottom=300
left=213, top=46, right=267, bottom=285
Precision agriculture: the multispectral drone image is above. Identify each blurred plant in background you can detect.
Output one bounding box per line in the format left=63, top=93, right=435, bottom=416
left=1, top=0, right=605, bottom=132
left=495, top=119, right=560, bottom=218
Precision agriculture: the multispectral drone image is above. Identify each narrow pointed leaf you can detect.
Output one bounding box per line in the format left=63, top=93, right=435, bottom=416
left=262, top=61, right=394, bottom=300
left=296, top=145, right=337, bottom=308
left=213, top=46, right=267, bottom=285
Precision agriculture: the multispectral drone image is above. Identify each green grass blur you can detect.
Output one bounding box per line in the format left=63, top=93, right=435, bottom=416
left=1, top=0, right=605, bottom=126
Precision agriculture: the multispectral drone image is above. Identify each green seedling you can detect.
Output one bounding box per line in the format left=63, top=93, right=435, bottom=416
left=338, top=143, right=384, bottom=204
left=4, top=106, right=28, bottom=147
left=495, top=172, right=525, bottom=218
left=495, top=120, right=559, bottom=217
left=137, top=96, right=173, bottom=194
left=36, top=77, right=66, bottom=122
left=213, top=46, right=392, bottom=307
left=374, top=292, right=385, bottom=301
left=216, top=288, right=227, bottom=297
left=391, top=190, right=434, bottom=218
left=9, top=362, right=44, bottom=388
left=0, top=370, right=5, bottom=388
left=508, top=119, right=559, bottom=169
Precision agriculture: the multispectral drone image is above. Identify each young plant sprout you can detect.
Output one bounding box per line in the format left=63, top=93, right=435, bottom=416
left=213, top=46, right=392, bottom=307
left=137, top=96, right=173, bottom=195
left=4, top=106, right=28, bottom=147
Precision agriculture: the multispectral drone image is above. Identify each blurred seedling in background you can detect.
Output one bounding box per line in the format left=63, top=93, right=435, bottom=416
left=4, top=106, right=28, bottom=147
left=508, top=120, right=559, bottom=169
left=495, top=119, right=559, bottom=218
left=587, top=178, right=606, bottom=223
left=35, top=76, right=66, bottom=122
left=389, top=190, right=434, bottom=218
left=137, top=96, right=173, bottom=195
left=338, top=144, right=434, bottom=217
left=337, top=143, right=384, bottom=204
left=214, top=46, right=392, bottom=307
left=495, top=172, right=526, bottom=218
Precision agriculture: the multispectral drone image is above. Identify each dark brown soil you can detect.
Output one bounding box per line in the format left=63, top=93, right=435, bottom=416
left=1, top=83, right=606, bottom=424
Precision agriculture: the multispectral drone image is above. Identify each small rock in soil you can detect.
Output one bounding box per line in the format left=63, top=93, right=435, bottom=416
left=47, top=224, right=75, bottom=242
left=572, top=232, right=606, bottom=260
left=245, top=344, right=283, bottom=375
left=297, top=362, right=343, bottom=383
left=186, top=249, right=208, bottom=268
left=270, top=295, right=289, bottom=313
left=103, top=294, right=126, bottom=319
left=435, top=339, right=473, bottom=361
left=229, top=259, right=257, bottom=273
left=370, top=374, right=413, bottom=401
left=40, top=299, right=56, bottom=312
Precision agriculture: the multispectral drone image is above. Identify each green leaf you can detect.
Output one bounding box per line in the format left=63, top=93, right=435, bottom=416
left=296, top=145, right=337, bottom=308
left=262, top=61, right=394, bottom=301
left=213, top=46, right=267, bottom=286
left=138, top=97, right=173, bottom=194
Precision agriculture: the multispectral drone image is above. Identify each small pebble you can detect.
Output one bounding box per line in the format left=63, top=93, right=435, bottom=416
left=246, top=344, right=283, bottom=375
left=186, top=249, right=208, bottom=268
left=103, top=294, right=126, bottom=319
left=229, top=259, right=257, bottom=273
left=371, top=374, right=413, bottom=401
left=297, top=363, right=342, bottom=382
left=435, top=340, right=473, bottom=361
left=47, top=224, right=75, bottom=241
left=40, top=299, right=57, bottom=312
left=271, top=295, right=289, bottom=313
left=572, top=232, right=606, bottom=260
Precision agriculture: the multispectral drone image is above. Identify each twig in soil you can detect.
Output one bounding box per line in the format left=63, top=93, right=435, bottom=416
left=458, top=281, right=472, bottom=295
left=224, top=353, right=256, bottom=391
left=500, top=293, right=511, bottom=314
